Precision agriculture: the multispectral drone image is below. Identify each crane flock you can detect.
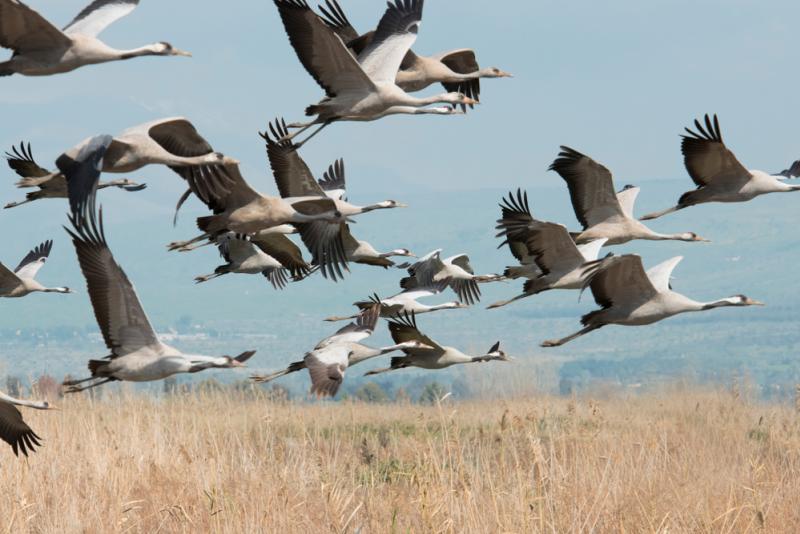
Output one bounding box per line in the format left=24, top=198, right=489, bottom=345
left=0, top=0, right=785, bottom=457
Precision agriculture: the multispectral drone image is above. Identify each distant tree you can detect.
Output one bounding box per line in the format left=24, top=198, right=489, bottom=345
left=354, top=382, right=389, bottom=403
left=5, top=375, right=21, bottom=397
left=418, top=382, right=448, bottom=405
left=266, top=384, right=290, bottom=402
left=33, top=374, right=61, bottom=400
left=163, top=377, right=178, bottom=396
left=394, top=387, right=410, bottom=404
left=195, top=378, right=223, bottom=394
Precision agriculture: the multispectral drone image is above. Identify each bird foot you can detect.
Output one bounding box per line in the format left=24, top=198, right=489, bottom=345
left=540, top=339, right=562, bottom=348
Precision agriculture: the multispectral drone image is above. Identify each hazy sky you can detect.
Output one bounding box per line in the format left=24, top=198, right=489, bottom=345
left=1, top=1, right=799, bottom=375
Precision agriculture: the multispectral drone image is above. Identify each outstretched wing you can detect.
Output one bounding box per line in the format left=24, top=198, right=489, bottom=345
left=0, top=400, right=41, bottom=457
left=14, top=239, right=52, bottom=280
left=615, top=185, right=640, bottom=219
left=437, top=49, right=480, bottom=110
left=645, top=255, right=683, bottom=292
left=317, top=0, right=359, bottom=44
left=357, top=0, right=424, bottom=84
left=0, top=0, right=71, bottom=54
left=317, top=158, right=346, bottom=200
left=681, top=114, right=751, bottom=188
left=263, top=119, right=326, bottom=198
left=549, top=146, right=625, bottom=229
left=316, top=303, right=380, bottom=348
left=526, top=222, right=585, bottom=275
left=6, top=142, right=51, bottom=183
left=588, top=254, right=657, bottom=311
left=61, top=140, right=162, bottom=357
left=274, top=0, right=375, bottom=97
left=63, top=0, right=139, bottom=38
left=250, top=233, right=312, bottom=280
left=305, top=344, right=349, bottom=397
left=387, top=311, right=441, bottom=355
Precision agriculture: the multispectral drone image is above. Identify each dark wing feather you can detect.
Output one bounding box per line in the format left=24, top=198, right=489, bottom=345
left=0, top=401, right=41, bottom=457
left=439, top=49, right=480, bottom=111
left=317, top=0, right=359, bottom=43
left=387, top=311, right=441, bottom=355
left=296, top=219, right=349, bottom=281
left=317, top=158, right=346, bottom=194
left=6, top=142, right=51, bottom=179
left=262, top=118, right=326, bottom=198
left=273, top=0, right=374, bottom=97
left=61, top=141, right=160, bottom=357
left=0, top=0, right=71, bottom=53
left=14, top=239, right=52, bottom=273
left=681, top=114, right=751, bottom=188
left=56, top=134, right=114, bottom=216
left=251, top=233, right=312, bottom=280
left=586, top=254, right=657, bottom=312
left=548, top=146, right=624, bottom=229
left=776, top=160, right=800, bottom=179
left=526, top=222, right=585, bottom=275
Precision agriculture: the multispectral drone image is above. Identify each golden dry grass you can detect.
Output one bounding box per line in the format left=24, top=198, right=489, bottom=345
left=2, top=387, right=800, bottom=533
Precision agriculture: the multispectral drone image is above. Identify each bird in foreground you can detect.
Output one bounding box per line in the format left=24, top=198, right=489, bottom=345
left=193, top=233, right=299, bottom=289
left=273, top=0, right=476, bottom=146
left=641, top=114, right=800, bottom=220
left=541, top=255, right=764, bottom=347
left=0, top=239, right=73, bottom=298
left=261, top=119, right=406, bottom=279
left=488, top=189, right=612, bottom=309
left=168, top=156, right=348, bottom=280
left=0, top=390, right=53, bottom=457
left=549, top=146, right=709, bottom=245
left=325, top=284, right=468, bottom=322
left=318, top=0, right=512, bottom=108
left=58, top=135, right=255, bottom=393
left=251, top=304, right=430, bottom=397
left=400, top=250, right=503, bottom=306
left=4, top=141, right=145, bottom=209
left=364, top=312, right=509, bottom=376
left=0, top=0, right=190, bottom=77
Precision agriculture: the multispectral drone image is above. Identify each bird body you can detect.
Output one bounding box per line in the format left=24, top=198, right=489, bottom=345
left=549, top=146, right=707, bottom=245
left=641, top=115, right=800, bottom=220
left=364, top=312, right=508, bottom=375
left=58, top=136, right=255, bottom=393
left=541, top=255, right=763, bottom=347
left=273, top=0, right=475, bottom=146
left=252, top=305, right=427, bottom=397
left=0, top=0, right=190, bottom=77
left=0, top=240, right=72, bottom=298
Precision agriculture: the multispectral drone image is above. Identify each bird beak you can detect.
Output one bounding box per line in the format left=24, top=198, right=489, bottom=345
left=231, top=360, right=246, bottom=367
left=173, top=49, right=192, bottom=57
left=345, top=217, right=358, bottom=224
left=695, top=236, right=711, bottom=242
left=747, top=298, right=766, bottom=306
left=500, top=71, right=513, bottom=78
left=47, top=405, right=60, bottom=411
left=395, top=202, right=409, bottom=208
left=463, top=97, right=479, bottom=106
left=223, top=156, right=240, bottom=165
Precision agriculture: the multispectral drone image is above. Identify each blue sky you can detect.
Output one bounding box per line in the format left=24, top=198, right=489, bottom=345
left=1, top=1, right=799, bottom=378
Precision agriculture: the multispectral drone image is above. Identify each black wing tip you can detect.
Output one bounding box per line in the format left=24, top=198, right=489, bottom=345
left=681, top=113, right=723, bottom=143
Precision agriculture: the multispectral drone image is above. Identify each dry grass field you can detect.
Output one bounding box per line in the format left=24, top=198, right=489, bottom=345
left=2, top=387, right=800, bottom=533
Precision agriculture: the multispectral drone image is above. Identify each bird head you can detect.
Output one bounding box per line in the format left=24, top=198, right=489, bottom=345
left=683, top=232, right=710, bottom=242
left=730, top=295, right=765, bottom=307
left=154, top=41, right=192, bottom=57
left=486, top=341, right=511, bottom=361
left=484, top=67, right=513, bottom=78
